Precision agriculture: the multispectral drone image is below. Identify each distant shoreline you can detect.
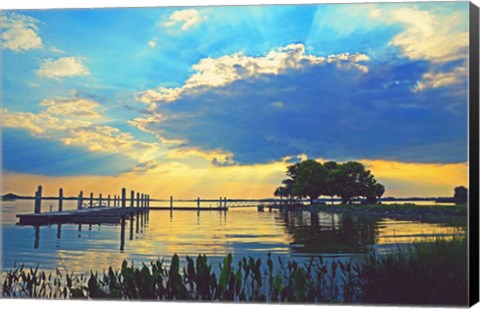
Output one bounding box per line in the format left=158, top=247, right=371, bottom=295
left=0, top=192, right=457, bottom=203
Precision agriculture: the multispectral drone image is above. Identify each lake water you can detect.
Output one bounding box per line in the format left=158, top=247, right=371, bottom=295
left=1, top=200, right=464, bottom=274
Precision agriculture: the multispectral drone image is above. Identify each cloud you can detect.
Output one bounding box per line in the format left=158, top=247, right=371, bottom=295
left=2, top=96, right=162, bottom=163
left=135, top=58, right=466, bottom=166
left=164, top=9, right=202, bottom=30
left=128, top=113, right=184, bottom=145
left=2, top=109, right=89, bottom=135
left=389, top=7, right=468, bottom=63
left=39, top=98, right=102, bottom=118
left=413, top=65, right=467, bottom=92
left=148, top=40, right=157, bottom=48
left=165, top=147, right=237, bottom=167
left=0, top=12, right=42, bottom=52
left=379, top=6, right=468, bottom=92
left=270, top=101, right=285, bottom=108
left=36, top=57, right=90, bottom=78
left=137, top=44, right=370, bottom=106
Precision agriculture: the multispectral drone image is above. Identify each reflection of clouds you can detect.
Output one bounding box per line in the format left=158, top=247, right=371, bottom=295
left=2, top=204, right=465, bottom=275
left=132, top=210, right=293, bottom=259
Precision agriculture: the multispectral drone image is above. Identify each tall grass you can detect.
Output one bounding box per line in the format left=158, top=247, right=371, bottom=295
left=2, top=237, right=468, bottom=305
left=356, top=237, right=468, bottom=306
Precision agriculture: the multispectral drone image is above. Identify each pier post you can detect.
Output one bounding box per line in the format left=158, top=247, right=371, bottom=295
left=147, top=195, right=150, bottom=208
left=141, top=194, right=145, bottom=208
left=99, top=193, right=103, bottom=207
left=77, top=191, right=83, bottom=210
left=131, top=190, right=135, bottom=208
left=170, top=196, right=173, bottom=210
left=58, top=188, right=63, bottom=212
left=136, top=192, right=140, bottom=208
left=114, top=195, right=117, bottom=207
left=219, top=197, right=222, bottom=209
left=224, top=197, right=227, bottom=208
left=107, top=194, right=111, bottom=207
left=34, top=185, right=42, bottom=214
left=121, top=188, right=126, bottom=209
left=89, top=193, right=93, bottom=208
left=197, top=197, right=200, bottom=210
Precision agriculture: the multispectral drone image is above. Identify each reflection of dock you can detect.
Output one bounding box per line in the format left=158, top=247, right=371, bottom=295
left=150, top=207, right=228, bottom=211
left=17, top=207, right=142, bottom=225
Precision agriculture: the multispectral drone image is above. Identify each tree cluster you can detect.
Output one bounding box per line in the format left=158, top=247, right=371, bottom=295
left=274, top=159, right=385, bottom=205
left=453, top=186, right=468, bottom=204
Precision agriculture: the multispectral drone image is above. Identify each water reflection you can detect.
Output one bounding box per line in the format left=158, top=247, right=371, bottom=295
left=1, top=200, right=466, bottom=274
left=278, top=210, right=379, bottom=254
left=34, top=226, right=40, bottom=249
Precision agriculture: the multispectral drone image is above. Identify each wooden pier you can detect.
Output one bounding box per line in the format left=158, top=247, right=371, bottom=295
left=17, top=186, right=150, bottom=226
left=16, top=185, right=310, bottom=226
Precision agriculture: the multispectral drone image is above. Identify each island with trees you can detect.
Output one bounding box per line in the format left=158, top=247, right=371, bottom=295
left=273, top=159, right=467, bottom=220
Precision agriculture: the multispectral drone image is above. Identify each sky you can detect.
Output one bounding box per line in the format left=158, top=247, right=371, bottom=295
left=0, top=2, right=470, bottom=198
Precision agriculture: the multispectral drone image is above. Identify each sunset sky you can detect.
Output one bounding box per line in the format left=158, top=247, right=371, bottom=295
left=1, top=2, right=469, bottom=198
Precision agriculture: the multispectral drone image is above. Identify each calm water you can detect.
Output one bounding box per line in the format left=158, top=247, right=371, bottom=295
left=1, top=200, right=464, bottom=274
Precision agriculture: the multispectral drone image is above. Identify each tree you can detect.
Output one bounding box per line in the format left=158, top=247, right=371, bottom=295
left=375, top=183, right=385, bottom=202
left=291, top=160, right=328, bottom=203
left=453, top=186, right=468, bottom=204
left=323, top=161, right=339, bottom=205
left=333, top=161, right=376, bottom=204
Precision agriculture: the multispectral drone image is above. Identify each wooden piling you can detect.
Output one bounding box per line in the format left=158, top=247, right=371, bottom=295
left=108, top=194, right=111, bottom=207
left=89, top=193, right=93, bottom=208
left=170, top=196, right=173, bottom=210
left=121, top=188, right=126, bottom=208
left=224, top=197, right=227, bottom=208
left=197, top=197, right=200, bottom=210
left=34, top=185, right=42, bottom=214
left=99, top=193, right=103, bottom=207
left=114, top=195, right=117, bottom=207
left=136, top=192, right=140, bottom=208
left=58, top=188, right=63, bottom=212
left=77, top=191, right=83, bottom=210
left=131, top=190, right=135, bottom=208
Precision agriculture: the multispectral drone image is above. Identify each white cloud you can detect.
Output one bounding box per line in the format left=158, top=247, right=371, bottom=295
left=2, top=109, right=89, bottom=135
left=137, top=43, right=370, bottom=105
left=164, top=9, right=202, bottom=30
left=148, top=40, right=157, bottom=48
left=0, top=12, right=43, bottom=52
left=128, top=113, right=184, bottom=145
left=36, top=57, right=90, bottom=78
left=39, top=98, right=102, bottom=118
left=2, top=97, right=162, bottom=162
left=389, top=8, right=468, bottom=63
left=413, top=66, right=467, bottom=92
left=270, top=101, right=284, bottom=108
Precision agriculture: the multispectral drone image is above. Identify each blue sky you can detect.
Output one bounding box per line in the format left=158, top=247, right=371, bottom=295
left=1, top=2, right=470, bottom=197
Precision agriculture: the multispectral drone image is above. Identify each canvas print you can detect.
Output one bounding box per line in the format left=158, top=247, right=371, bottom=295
left=0, top=1, right=478, bottom=306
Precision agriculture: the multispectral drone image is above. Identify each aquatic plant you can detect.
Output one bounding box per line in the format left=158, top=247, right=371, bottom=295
left=1, top=237, right=468, bottom=305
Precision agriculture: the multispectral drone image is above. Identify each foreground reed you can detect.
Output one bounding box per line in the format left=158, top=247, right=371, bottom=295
left=2, top=237, right=468, bottom=305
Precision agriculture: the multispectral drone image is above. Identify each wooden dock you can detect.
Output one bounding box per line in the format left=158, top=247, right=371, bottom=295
left=17, top=186, right=150, bottom=226
left=16, top=185, right=307, bottom=226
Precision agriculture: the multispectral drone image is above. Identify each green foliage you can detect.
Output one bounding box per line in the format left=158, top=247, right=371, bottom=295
left=453, top=186, right=468, bottom=204
left=275, top=159, right=385, bottom=205
left=292, top=160, right=328, bottom=201
left=2, top=238, right=467, bottom=305
left=356, top=237, right=468, bottom=306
